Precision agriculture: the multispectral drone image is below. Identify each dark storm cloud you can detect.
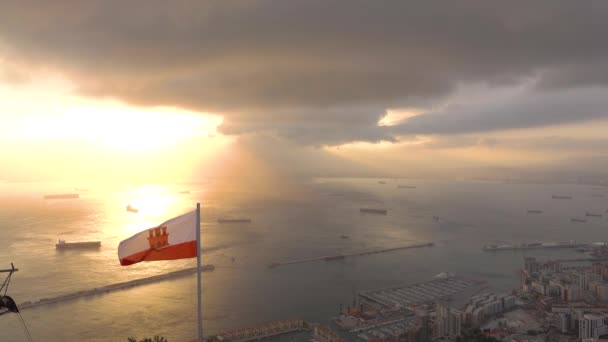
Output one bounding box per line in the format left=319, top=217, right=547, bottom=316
left=1, top=0, right=608, bottom=144
left=391, top=87, right=608, bottom=136
left=423, top=135, right=608, bottom=152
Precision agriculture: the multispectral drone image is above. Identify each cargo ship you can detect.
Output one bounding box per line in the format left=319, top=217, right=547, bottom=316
left=56, top=239, right=101, bottom=250
left=586, top=212, right=603, bottom=218
left=483, top=241, right=584, bottom=251
left=397, top=185, right=416, bottom=189
left=126, top=205, right=138, bottom=213
left=217, top=218, right=252, bottom=224
left=552, top=195, right=573, bottom=199
left=527, top=210, right=543, bottom=214
left=571, top=218, right=587, bottom=223
left=360, top=208, right=387, bottom=215
left=44, top=194, right=79, bottom=200
left=325, top=255, right=345, bottom=261
left=378, top=181, right=386, bottom=184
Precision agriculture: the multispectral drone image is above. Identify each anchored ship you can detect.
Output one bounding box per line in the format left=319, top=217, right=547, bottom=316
left=217, top=218, right=252, bottom=224
left=44, top=194, right=79, bottom=200
left=126, top=205, right=139, bottom=213
left=586, top=212, right=603, bottom=218
left=571, top=218, right=587, bottom=223
left=397, top=185, right=416, bottom=189
left=527, top=210, right=543, bottom=214
left=552, top=195, right=573, bottom=199
left=56, top=239, right=101, bottom=250
left=360, top=208, right=387, bottom=215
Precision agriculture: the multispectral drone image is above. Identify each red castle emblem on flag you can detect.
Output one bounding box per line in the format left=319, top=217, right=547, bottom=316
left=147, top=226, right=169, bottom=249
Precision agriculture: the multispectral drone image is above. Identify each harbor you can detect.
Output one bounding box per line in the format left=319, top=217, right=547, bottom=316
left=268, top=242, right=434, bottom=268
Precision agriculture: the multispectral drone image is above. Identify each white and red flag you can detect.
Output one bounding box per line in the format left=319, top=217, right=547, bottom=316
left=118, top=210, right=198, bottom=266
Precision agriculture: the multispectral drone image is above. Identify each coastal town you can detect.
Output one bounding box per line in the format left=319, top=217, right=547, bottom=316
left=209, top=250, right=608, bottom=342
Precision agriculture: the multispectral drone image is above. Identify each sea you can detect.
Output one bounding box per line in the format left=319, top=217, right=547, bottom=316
left=0, top=178, right=606, bottom=341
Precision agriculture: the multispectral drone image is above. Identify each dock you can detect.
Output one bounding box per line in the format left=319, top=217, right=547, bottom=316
left=269, top=243, right=434, bottom=268
left=18, top=265, right=214, bottom=310
left=212, top=318, right=308, bottom=342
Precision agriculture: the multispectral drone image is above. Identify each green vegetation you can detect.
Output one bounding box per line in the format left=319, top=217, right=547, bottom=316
left=127, top=336, right=167, bottom=342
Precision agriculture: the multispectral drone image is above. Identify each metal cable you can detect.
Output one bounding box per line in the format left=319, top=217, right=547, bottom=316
left=17, top=311, right=33, bottom=342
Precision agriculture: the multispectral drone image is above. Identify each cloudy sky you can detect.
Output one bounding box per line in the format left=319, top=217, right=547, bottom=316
left=1, top=1, right=608, bottom=182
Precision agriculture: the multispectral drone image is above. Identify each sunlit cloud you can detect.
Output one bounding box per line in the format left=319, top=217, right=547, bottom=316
left=378, top=108, right=423, bottom=127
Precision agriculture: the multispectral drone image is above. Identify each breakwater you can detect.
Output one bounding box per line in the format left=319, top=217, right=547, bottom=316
left=19, top=265, right=214, bottom=310
left=269, top=242, right=434, bottom=268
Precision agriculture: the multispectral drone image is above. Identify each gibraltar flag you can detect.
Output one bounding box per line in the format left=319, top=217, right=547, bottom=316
left=118, top=210, right=198, bottom=266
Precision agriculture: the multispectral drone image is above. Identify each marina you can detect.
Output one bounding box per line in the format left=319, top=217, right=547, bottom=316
left=269, top=243, right=434, bottom=268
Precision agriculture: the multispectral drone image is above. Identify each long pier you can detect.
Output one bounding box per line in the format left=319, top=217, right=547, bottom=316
left=269, top=242, right=434, bottom=268
left=18, top=265, right=214, bottom=310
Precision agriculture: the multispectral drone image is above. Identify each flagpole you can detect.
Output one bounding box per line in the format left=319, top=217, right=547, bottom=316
left=196, top=202, right=203, bottom=342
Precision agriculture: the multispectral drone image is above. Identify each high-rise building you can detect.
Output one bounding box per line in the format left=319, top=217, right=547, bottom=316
left=579, top=314, right=608, bottom=340
left=433, top=302, right=462, bottom=339
left=524, top=257, right=539, bottom=275
left=595, top=283, right=608, bottom=302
